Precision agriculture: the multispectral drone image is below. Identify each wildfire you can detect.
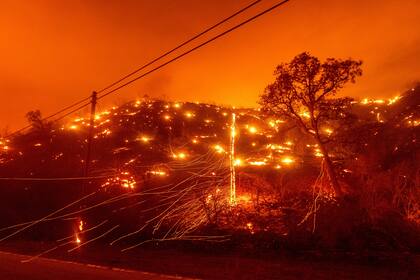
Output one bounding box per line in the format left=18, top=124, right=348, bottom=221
left=78, top=220, right=84, bottom=231
left=146, top=170, right=167, bottom=176
left=102, top=172, right=137, bottom=190
left=234, top=158, right=242, bottom=166
left=213, top=144, right=225, bottom=154
left=280, top=156, right=294, bottom=165
left=172, top=152, right=187, bottom=159
left=249, top=161, right=267, bottom=166
left=324, top=128, right=333, bottom=135
left=359, top=96, right=401, bottom=106
left=247, top=125, right=258, bottom=134
left=138, top=135, right=152, bottom=143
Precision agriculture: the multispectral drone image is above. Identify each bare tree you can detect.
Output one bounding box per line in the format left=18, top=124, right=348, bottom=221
left=25, top=110, right=53, bottom=134
left=259, top=52, right=362, bottom=197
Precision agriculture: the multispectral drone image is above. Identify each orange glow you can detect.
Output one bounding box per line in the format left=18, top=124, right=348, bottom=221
left=1, top=1, right=419, bottom=130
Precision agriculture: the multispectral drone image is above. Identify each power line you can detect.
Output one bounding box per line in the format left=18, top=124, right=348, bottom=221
left=98, top=0, right=291, bottom=101
left=3, top=96, right=91, bottom=139
left=2, top=1, right=263, bottom=139
left=51, top=101, right=92, bottom=124
left=3, top=0, right=291, bottom=138
left=96, top=0, right=262, bottom=94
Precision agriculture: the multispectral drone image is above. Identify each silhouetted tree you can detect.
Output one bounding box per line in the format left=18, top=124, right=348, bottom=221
left=259, top=52, right=362, bottom=197
left=26, top=110, right=46, bottom=130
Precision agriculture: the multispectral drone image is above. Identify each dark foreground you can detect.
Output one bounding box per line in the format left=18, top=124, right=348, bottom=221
left=0, top=242, right=419, bottom=280
left=0, top=251, right=186, bottom=280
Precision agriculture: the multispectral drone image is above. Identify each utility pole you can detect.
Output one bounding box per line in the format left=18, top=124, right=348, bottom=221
left=79, top=91, right=97, bottom=239
left=229, top=112, right=236, bottom=206
left=83, top=91, right=98, bottom=179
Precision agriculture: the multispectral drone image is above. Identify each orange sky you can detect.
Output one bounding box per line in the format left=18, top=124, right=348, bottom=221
left=1, top=0, right=420, bottom=131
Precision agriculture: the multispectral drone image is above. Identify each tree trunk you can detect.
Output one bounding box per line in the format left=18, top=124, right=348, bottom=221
left=316, top=140, right=343, bottom=197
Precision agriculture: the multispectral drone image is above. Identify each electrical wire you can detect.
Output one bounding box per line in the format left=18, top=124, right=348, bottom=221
left=97, top=0, right=291, bottom=101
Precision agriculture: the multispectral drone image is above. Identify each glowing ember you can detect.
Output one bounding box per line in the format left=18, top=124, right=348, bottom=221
left=213, top=144, right=225, bottom=154
left=146, top=170, right=167, bottom=176
left=139, top=136, right=151, bottom=143
left=280, top=157, right=294, bottom=165
left=173, top=152, right=187, bottom=159
left=324, top=128, right=333, bottom=135
left=78, top=220, right=84, bottom=231
left=247, top=126, right=257, bottom=134
left=249, top=161, right=266, bottom=166
left=234, top=158, right=242, bottom=166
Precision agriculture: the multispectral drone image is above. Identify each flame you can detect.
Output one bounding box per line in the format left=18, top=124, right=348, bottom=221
left=234, top=158, right=242, bottom=166
left=281, top=156, right=294, bottom=165
left=78, top=220, right=84, bottom=231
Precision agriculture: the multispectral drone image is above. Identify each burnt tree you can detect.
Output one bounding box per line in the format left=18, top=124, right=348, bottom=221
left=259, top=52, right=362, bottom=197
